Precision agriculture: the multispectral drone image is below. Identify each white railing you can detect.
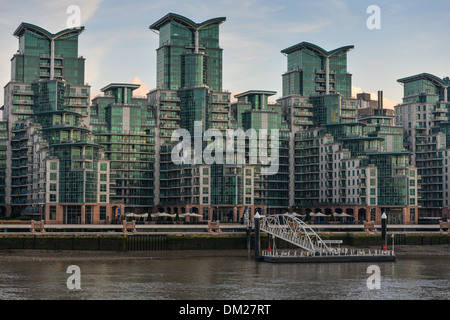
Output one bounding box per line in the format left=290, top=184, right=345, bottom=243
left=259, top=214, right=330, bottom=252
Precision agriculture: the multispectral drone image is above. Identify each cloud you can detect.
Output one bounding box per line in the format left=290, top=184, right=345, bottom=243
left=131, top=77, right=150, bottom=97
left=83, top=38, right=116, bottom=85
left=0, top=0, right=103, bottom=32
left=230, top=92, right=242, bottom=103
left=41, top=0, right=103, bottom=29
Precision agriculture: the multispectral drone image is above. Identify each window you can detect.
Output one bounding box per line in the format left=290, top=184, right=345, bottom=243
left=100, top=184, right=107, bottom=192
left=49, top=206, right=57, bottom=220
left=100, top=195, right=107, bottom=203
left=100, top=174, right=107, bottom=181
left=100, top=206, right=107, bottom=220
left=50, top=162, right=57, bottom=170
left=50, top=194, right=57, bottom=202
left=50, top=183, right=57, bottom=191
left=100, top=163, right=107, bottom=171
left=50, top=172, right=57, bottom=181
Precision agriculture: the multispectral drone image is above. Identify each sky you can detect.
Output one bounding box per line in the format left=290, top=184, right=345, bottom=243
left=1, top=0, right=450, bottom=109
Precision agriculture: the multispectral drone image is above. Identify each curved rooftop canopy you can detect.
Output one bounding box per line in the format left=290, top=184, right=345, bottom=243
left=397, top=73, right=450, bottom=88
left=13, top=22, right=84, bottom=39
left=281, top=41, right=354, bottom=57
left=149, top=13, right=226, bottom=31
left=234, top=90, right=277, bottom=98
left=100, top=83, right=141, bottom=92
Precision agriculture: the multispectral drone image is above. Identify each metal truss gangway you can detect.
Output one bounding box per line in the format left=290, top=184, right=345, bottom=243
left=258, top=213, right=332, bottom=253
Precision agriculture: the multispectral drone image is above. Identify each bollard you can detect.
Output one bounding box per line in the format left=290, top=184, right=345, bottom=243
left=381, top=212, right=387, bottom=251
left=254, top=213, right=261, bottom=262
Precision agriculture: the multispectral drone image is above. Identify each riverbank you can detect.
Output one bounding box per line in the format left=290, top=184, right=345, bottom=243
left=0, top=233, right=449, bottom=255
left=0, top=244, right=448, bottom=262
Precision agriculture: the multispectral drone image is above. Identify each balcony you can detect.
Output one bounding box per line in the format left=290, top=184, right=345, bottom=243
left=13, top=99, right=33, bottom=105
left=294, top=111, right=313, bottom=117
left=13, top=89, right=33, bottom=95
left=160, top=104, right=180, bottom=110
left=160, top=114, right=180, bottom=120
left=293, top=119, right=314, bottom=126
left=68, top=92, right=89, bottom=98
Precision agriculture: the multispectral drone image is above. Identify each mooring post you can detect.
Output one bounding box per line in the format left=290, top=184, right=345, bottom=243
left=254, top=212, right=261, bottom=261
left=246, top=228, right=251, bottom=253
left=381, top=212, right=387, bottom=251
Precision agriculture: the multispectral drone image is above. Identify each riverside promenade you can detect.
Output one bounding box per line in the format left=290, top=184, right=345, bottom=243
left=0, top=221, right=447, bottom=234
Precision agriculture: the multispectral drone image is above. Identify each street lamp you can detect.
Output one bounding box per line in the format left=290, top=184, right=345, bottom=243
left=381, top=212, right=387, bottom=251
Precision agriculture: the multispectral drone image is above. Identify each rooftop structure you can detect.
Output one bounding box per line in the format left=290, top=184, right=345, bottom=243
left=281, top=42, right=353, bottom=99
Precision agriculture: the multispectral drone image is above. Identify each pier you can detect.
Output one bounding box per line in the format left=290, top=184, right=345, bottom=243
left=260, top=249, right=396, bottom=263
left=253, top=213, right=396, bottom=263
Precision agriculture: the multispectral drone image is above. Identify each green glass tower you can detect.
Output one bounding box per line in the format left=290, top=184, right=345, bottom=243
left=281, top=42, right=353, bottom=99
left=234, top=91, right=289, bottom=211
left=11, top=23, right=85, bottom=86
left=90, top=83, right=155, bottom=212
left=396, top=73, right=450, bottom=217
left=3, top=23, right=120, bottom=222
left=150, top=13, right=225, bottom=92
left=149, top=14, right=247, bottom=221
left=280, top=41, right=418, bottom=224
left=32, top=79, right=104, bottom=205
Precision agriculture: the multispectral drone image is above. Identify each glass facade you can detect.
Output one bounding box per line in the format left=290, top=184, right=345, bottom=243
left=281, top=42, right=353, bottom=99
left=90, top=84, right=155, bottom=211
left=12, top=23, right=85, bottom=85
left=235, top=91, right=289, bottom=210
left=151, top=14, right=224, bottom=92
left=283, top=44, right=417, bottom=221
left=0, top=17, right=425, bottom=223
left=397, top=73, right=450, bottom=216
left=32, top=79, right=102, bottom=204
left=3, top=23, right=119, bottom=221
left=0, top=121, right=7, bottom=214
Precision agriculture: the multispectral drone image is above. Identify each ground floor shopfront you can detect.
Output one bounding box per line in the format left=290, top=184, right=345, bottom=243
left=293, top=205, right=419, bottom=224
left=0, top=203, right=420, bottom=225
left=155, top=204, right=270, bottom=223
left=154, top=204, right=418, bottom=224
left=41, top=203, right=125, bottom=224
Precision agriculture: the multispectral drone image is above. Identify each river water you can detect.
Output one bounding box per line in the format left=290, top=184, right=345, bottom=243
left=0, top=250, right=448, bottom=300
